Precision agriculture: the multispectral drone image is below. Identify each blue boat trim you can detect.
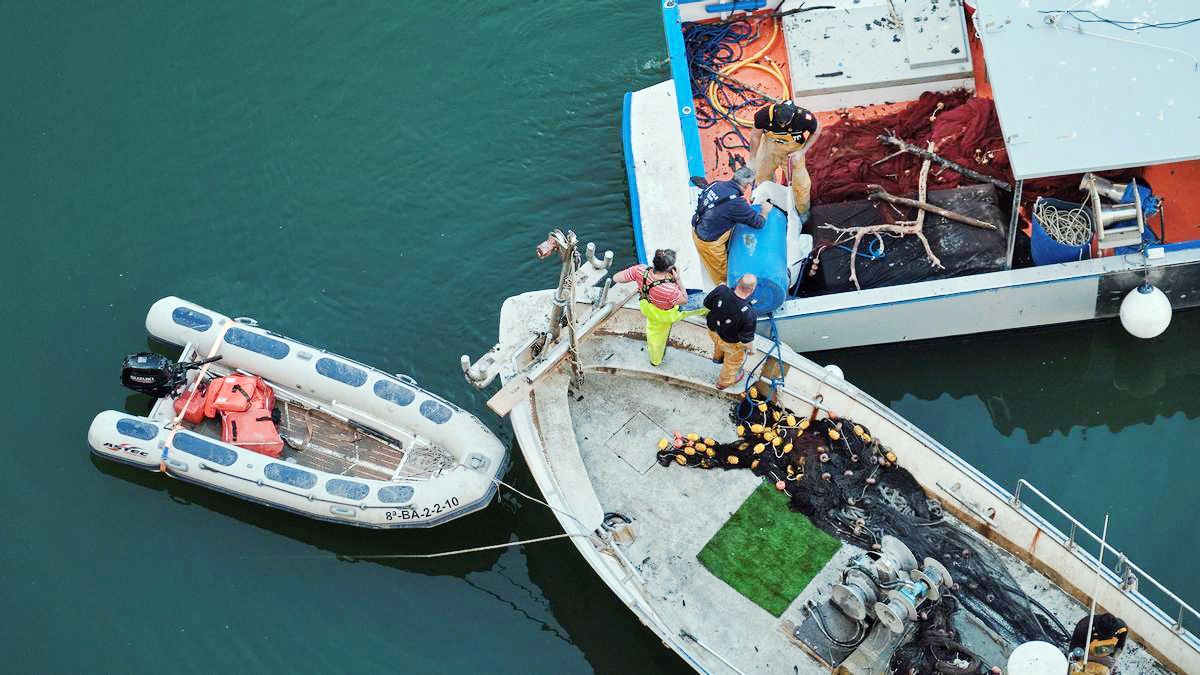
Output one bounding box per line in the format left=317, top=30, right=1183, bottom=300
left=701, top=0, right=765, bottom=11
left=419, top=399, right=453, bottom=425
left=661, top=1, right=707, bottom=179
left=264, top=463, right=318, bottom=489
left=169, top=465, right=498, bottom=530
left=622, top=91, right=649, bottom=266
left=378, top=484, right=415, bottom=504
left=326, top=478, right=370, bottom=500
left=224, top=327, right=290, bottom=360
left=315, top=357, right=368, bottom=387
left=116, top=418, right=158, bottom=441
left=171, top=306, right=213, bottom=332
left=374, top=379, right=416, bottom=406
left=173, top=432, right=238, bottom=467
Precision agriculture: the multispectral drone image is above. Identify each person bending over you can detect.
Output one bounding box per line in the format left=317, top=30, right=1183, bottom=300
left=749, top=100, right=819, bottom=216
left=691, top=166, right=764, bottom=285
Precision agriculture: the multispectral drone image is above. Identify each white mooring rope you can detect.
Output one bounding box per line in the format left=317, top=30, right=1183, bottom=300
left=1035, top=200, right=1093, bottom=246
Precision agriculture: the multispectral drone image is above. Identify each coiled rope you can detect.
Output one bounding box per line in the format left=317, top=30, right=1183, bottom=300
left=1034, top=200, right=1093, bottom=246
left=684, top=19, right=788, bottom=150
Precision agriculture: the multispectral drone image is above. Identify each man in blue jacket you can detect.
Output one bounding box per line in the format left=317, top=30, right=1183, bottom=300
left=691, top=166, right=764, bottom=285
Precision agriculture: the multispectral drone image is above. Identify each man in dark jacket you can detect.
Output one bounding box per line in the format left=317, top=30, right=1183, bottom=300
left=691, top=166, right=764, bottom=285
left=704, top=274, right=757, bottom=389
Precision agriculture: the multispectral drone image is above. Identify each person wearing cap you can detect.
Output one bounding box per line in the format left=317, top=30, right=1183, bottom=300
left=690, top=166, right=765, bottom=285
left=750, top=100, right=820, bottom=216
left=1068, top=612, right=1128, bottom=674
left=613, top=249, right=707, bottom=366
left=703, top=274, right=758, bottom=390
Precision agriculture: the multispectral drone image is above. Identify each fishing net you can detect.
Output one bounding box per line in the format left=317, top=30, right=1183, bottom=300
left=656, top=388, right=1070, bottom=672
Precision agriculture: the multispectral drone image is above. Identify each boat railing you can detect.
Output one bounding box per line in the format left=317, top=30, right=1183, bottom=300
left=1010, top=479, right=1200, bottom=645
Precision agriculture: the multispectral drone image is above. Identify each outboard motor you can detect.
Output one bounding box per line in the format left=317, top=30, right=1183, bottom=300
left=120, top=352, right=222, bottom=398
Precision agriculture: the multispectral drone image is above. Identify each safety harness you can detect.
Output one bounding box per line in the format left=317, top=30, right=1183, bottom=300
left=639, top=270, right=675, bottom=302
left=692, top=181, right=742, bottom=231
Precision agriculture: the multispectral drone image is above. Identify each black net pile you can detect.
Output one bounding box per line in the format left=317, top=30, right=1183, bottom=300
left=656, top=388, right=1071, bottom=673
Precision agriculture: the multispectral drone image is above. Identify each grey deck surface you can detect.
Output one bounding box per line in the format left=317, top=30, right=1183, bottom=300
left=559, top=333, right=1169, bottom=673
left=569, top=334, right=859, bottom=674
left=976, top=0, right=1200, bottom=179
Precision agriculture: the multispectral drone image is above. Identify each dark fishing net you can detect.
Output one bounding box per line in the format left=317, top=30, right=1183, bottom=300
left=656, top=388, right=1070, bottom=672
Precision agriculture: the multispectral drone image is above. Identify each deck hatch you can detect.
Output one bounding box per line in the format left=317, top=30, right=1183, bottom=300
left=604, top=412, right=668, bottom=474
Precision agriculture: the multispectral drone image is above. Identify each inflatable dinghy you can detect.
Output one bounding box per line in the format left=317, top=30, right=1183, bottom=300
left=89, top=297, right=508, bottom=528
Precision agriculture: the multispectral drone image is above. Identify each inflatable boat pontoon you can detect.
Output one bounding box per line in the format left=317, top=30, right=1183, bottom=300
left=89, top=297, right=508, bottom=528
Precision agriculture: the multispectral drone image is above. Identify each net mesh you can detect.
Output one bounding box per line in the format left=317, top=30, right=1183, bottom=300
left=656, top=389, right=1070, bottom=671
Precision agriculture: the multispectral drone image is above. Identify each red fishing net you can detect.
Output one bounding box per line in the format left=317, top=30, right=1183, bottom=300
left=805, top=91, right=1136, bottom=214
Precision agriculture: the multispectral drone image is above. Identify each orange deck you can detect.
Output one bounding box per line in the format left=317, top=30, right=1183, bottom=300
left=689, top=8, right=1200, bottom=246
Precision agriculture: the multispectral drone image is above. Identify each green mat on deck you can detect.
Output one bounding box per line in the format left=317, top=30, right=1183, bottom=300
left=697, top=481, right=842, bottom=617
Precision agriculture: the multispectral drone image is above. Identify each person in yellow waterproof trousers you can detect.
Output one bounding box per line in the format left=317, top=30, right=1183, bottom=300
left=690, top=166, right=765, bottom=286
left=613, top=250, right=707, bottom=366
left=749, top=100, right=820, bottom=217
left=703, top=275, right=758, bottom=389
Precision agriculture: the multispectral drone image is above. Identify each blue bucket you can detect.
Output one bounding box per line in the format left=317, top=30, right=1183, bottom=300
left=1031, top=197, right=1091, bottom=266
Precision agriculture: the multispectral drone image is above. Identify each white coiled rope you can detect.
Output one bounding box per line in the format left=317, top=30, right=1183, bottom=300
left=1034, top=199, right=1093, bottom=246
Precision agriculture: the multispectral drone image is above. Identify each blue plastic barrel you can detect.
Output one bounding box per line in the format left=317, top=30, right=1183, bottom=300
left=1030, top=198, right=1091, bottom=266
left=727, top=205, right=788, bottom=314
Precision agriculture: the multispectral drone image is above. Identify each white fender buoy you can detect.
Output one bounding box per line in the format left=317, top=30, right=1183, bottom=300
left=1119, top=282, right=1172, bottom=339
left=824, top=364, right=844, bottom=380
left=1007, top=641, right=1067, bottom=674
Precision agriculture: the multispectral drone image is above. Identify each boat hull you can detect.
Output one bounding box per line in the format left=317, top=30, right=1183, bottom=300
left=89, top=297, right=507, bottom=529
left=494, top=291, right=1200, bottom=673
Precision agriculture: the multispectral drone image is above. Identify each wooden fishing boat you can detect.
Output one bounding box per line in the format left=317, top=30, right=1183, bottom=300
left=462, top=232, right=1197, bottom=673
left=89, top=297, right=507, bottom=528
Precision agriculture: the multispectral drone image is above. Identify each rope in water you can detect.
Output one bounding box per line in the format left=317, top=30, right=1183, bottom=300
left=341, top=533, right=587, bottom=560
left=1034, top=200, right=1093, bottom=246
left=291, top=477, right=592, bottom=561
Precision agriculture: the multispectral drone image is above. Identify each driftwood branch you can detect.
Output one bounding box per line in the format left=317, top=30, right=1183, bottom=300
left=820, top=143, right=946, bottom=290
left=877, top=134, right=1013, bottom=193
left=866, top=185, right=997, bottom=231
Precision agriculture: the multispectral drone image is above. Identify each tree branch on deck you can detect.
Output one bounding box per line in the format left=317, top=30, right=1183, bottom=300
left=866, top=186, right=997, bottom=231
left=876, top=134, right=1013, bottom=193
left=819, top=143, right=945, bottom=290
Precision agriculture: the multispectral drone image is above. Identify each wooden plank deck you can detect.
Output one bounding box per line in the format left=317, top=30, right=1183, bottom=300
left=184, top=397, right=454, bottom=482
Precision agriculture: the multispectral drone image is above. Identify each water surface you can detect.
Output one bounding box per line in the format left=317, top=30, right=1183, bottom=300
left=1, top=2, right=1195, bottom=672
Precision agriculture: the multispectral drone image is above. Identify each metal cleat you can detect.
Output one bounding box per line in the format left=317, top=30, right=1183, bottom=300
left=461, top=346, right=503, bottom=389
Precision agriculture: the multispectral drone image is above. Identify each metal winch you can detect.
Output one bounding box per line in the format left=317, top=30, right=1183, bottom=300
left=829, top=536, right=953, bottom=635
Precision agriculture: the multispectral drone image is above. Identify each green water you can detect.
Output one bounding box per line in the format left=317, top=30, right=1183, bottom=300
left=1, top=2, right=1196, bottom=672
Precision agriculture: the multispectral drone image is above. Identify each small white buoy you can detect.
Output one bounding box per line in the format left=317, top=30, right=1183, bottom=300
left=823, top=364, right=844, bottom=379
left=1007, top=641, right=1068, bottom=675
left=1119, top=281, right=1172, bottom=339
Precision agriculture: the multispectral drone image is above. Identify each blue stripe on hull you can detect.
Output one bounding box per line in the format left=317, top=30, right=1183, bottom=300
left=622, top=91, right=648, bottom=266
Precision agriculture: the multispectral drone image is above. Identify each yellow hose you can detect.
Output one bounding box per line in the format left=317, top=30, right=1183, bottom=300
left=707, top=20, right=789, bottom=127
